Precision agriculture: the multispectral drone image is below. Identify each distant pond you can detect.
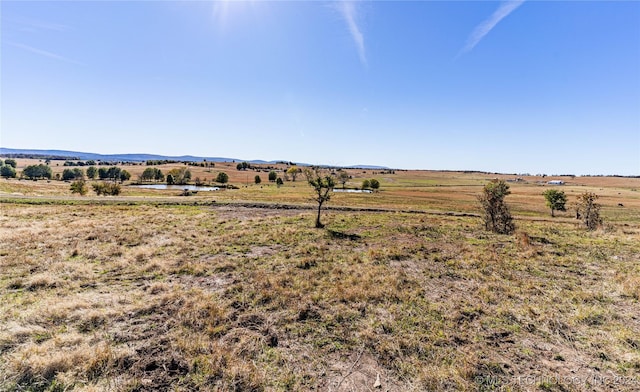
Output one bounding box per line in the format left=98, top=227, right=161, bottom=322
left=130, top=184, right=220, bottom=191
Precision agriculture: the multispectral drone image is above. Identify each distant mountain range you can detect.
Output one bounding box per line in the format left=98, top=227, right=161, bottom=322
left=0, top=147, right=390, bottom=170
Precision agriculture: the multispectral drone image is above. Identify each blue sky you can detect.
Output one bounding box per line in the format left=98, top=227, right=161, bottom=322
left=1, top=1, right=639, bottom=175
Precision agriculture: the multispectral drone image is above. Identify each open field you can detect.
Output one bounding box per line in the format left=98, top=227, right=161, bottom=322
left=1, top=161, right=639, bottom=391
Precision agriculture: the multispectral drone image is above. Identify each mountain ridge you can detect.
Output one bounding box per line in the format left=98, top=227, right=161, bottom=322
left=0, top=147, right=391, bottom=170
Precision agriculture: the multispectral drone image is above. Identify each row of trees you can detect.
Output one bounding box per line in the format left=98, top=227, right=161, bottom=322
left=479, top=180, right=602, bottom=234
left=0, top=163, right=132, bottom=182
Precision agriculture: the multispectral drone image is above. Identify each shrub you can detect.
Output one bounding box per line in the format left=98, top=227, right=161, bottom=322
left=0, top=165, right=16, bottom=178
left=576, top=192, right=601, bottom=230
left=92, top=182, right=121, bottom=196
left=4, top=159, right=17, bottom=168
left=362, top=179, right=371, bottom=189
left=254, top=175, right=261, bottom=184
left=478, top=180, right=515, bottom=234
left=86, top=166, right=98, bottom=179
left=70, top=180, right=88, bottom=196
left=369, top=179, right=380, bottom=190
left=216, top=172, right=229, bottom=184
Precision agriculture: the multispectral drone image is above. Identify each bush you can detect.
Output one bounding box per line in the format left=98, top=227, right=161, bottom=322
left=576, top=192, right=601, bottom=230
left=268, top=171, right=277, bottom=182
left=4, top=159, right=17, bottom=168
left=62, top=168, right=85, bottom=181
left=86, top=166, right=98, bottom=179
left=478, top=180, right=515, bottom=234
left=216, top=172, right=229, bottom=184
left=70, top=180, right=88, bottom=196
left=362, top=179, right=371, bottom=189
left=92, top=182, right=121, bottom=196
left=254, top=175, right=261, bottom=184
left=0, top=165, right=16, bottom=178
left=369, top=179, right=380, bottom=190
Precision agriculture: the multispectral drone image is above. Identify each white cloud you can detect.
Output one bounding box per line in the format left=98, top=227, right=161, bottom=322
left=459, top=0, right=525, bottom=56
left=338, top=0, right=366, bottom=66
left=6, top=41, right=82, bottom=65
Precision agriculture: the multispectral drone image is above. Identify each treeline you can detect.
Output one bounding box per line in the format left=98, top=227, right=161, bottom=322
left=64, top=160, right=139, bottom=166
left=0, top=161, right=131, bottom=182
left=1, top=153, right=80, bottom=160
left=145, top=160, right=215, bottom=168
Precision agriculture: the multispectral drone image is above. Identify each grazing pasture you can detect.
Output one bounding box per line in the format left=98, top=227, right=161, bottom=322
left=0, top=162, right=639, bottom=391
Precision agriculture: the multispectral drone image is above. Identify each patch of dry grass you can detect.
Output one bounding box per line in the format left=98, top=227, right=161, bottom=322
left=1, top=172, right=639, bottom=391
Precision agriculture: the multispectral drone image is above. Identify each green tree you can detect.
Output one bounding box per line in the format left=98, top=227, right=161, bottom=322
left=304, top=168, right=335, bottom=228
left=369, top=179, right=380, bottom=190
left=62, top=169, right=76, bottom=181
left=268, top=171, right=277, bottom=182
left=0, top=165, right=16, bottom=178
left=216, top=172, right=229, bottom=184
left=141, top=167, right=157, bottom=182
left=362, top=179, right=371, bottom=189
left=154, top=168, right=164, bottom=182
left=543, top=189, right=567, bottom=217
left=119, top=170, right=131, bottom=183
left=166, top=174, right=175, bottom=185
left=478, top=180, right=515, bottom=234
left=23, top=164, right=52, bottom=180
left=254, top=175, right=262, bottom=184
left=287, top=166, right=300, bottom=182
left=4, top=159, right=17, bottom=168
left=167, top=167, right=191, bottom=185
left=576, top=192, right=601, bottom=230
left=86, top=166, right=98, bottom=180
left=70, top=180, right=88, bottom=196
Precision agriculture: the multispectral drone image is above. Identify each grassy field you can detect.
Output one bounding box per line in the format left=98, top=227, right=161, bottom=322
left=1, top=160, right=639, bottom=391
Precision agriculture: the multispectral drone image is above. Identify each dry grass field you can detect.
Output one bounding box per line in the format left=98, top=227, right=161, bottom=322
left=1, top=159, right=639, bottom=391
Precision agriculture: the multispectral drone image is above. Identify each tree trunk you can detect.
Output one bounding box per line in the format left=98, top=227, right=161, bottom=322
left=315, top=201, right=324, bottom=228
left=551, top=208, right=555, bottom=217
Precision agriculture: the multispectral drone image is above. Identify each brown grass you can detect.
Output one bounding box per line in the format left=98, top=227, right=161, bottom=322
left=1, top=168, right=639, bottom=391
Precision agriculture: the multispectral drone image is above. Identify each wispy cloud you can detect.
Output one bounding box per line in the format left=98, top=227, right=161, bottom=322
left=337, top=0, right=366, bottom=67
left=459, top=0, right=525, bottom=56
left=8, top=16, right=71, bottom=33
left=6, top=41, right=82, bottom=65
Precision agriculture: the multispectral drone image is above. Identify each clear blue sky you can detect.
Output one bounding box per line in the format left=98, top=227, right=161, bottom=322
left=1, top=1, right=639, bottom=175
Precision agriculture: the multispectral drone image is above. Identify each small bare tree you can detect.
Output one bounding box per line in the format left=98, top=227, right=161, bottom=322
left=575, top=192, right=601, bottom=230
left=478, top=180, right=515, bottom=234
left=337, top=170, right=350, bottom=189
left=304, top=167, right=335, bottom=228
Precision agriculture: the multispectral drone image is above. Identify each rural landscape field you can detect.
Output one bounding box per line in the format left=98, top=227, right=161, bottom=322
left=1, top=157, right=639, bottom=391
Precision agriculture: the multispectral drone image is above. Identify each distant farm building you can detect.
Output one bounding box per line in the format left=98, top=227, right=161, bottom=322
left=547, top=180, right=565, bottom=185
